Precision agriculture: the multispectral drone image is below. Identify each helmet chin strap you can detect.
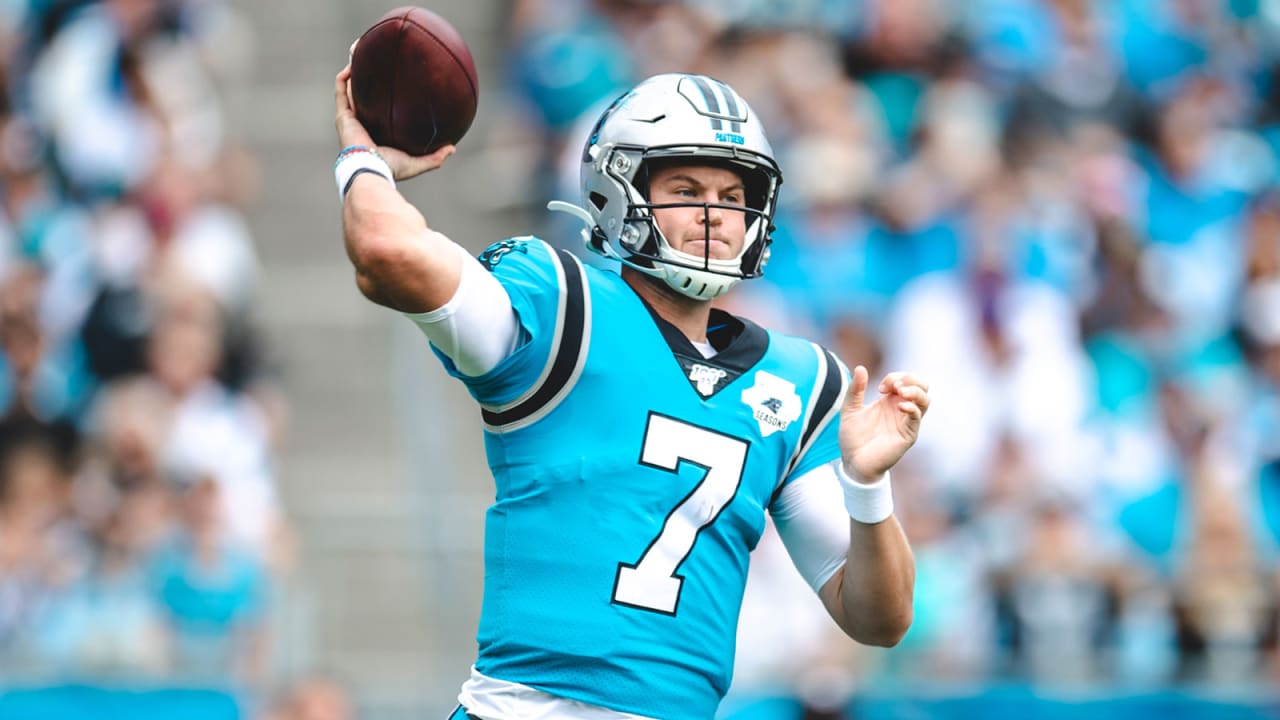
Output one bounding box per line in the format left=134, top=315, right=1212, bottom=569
left=655, top=263, right=742, bottom=300
left=650, top=206, right=746, bottom=300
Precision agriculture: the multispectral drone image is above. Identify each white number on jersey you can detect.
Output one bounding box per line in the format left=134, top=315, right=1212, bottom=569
left=613, top=413, right=749, bottom=614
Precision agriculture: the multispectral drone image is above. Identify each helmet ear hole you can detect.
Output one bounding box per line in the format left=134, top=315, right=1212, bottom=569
left=741, top=167, right=772, bottom=213
left=589, top=192, right=608, bottom=211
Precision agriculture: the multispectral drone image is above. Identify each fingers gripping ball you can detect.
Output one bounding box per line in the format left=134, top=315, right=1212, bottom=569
left=349, top=6, right=478, bottom=156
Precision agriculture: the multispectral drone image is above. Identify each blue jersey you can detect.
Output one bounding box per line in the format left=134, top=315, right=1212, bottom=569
left=433, top=237, right=846, bottom=719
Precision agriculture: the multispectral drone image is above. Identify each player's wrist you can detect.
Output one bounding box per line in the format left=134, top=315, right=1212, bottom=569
left=841, top=460, right=885, bottom=485
left=334, top=146, right=395, bottom=202
left=836, top=463, right=893, bottom=525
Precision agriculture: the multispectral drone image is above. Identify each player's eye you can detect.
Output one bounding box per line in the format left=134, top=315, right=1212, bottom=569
left=722, top=193, right=743, bottom=205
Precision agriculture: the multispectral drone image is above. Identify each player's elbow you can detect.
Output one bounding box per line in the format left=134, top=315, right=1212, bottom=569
left=354, top=269, right=390, bottom=305
left=344, top=193, right=429, bottom=275
left=852, top=607, right=913, bottom=647
left=345, top=211, right=433, bottom=299
left=824, top=568, right=915, bottom=648
left=348, top=228, right=411, bottom=284
left=344, top=216, right=459, bottom=312
left=840, top=601, right=912, bottom=647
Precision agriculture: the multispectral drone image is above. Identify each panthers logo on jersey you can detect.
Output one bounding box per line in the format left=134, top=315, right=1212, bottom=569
left=479, top=238, right=530, bottom=270
left=740, top=370, right=801, bottom=436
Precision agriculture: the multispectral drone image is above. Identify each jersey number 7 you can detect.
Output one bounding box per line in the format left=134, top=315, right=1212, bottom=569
left=612, top=413, right=749, bottom=615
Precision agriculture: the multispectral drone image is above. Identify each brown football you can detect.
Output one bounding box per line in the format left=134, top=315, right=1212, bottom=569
left=349, top=7, right=478, bottom=155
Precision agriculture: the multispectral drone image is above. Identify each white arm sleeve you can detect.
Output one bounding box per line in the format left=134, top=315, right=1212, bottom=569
left=770, top=460, right=851, bottom=593
left=401, top=243, right=521, bottom=377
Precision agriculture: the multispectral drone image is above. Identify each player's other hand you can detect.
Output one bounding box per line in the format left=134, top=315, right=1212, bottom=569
left=838, top=365, right=930, bottom=482
left=334, top=65, right=455, bottom=181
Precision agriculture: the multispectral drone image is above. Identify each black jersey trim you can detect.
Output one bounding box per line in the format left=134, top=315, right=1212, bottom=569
left=477, top=239, right=567, bottom=415
left=630, top=283, right=770, bottom=399
left=798, top=348, right=845, bottom=462
left=667, top=311, right=769, bottom=400
left=481, top=248, right=591, bottom=432
left=775, top=345, right=846, bottom=502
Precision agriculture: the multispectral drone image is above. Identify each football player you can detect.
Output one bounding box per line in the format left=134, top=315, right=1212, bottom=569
left=333, top=68, right=929, bottom=720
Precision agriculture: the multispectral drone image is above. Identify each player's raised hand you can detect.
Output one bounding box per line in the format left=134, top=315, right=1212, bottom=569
left=334, top=65, right=455, bottom=181
left=838, top=366, right=930, bottom=482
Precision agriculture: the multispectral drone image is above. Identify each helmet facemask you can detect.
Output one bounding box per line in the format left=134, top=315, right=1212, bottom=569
left=610, top=155, right=775, bottom=300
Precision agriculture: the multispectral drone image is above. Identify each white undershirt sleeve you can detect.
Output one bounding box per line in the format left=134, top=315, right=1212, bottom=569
left=770, top=460, right=851, bottom=593
left=401, top=242, right=522, bottom=377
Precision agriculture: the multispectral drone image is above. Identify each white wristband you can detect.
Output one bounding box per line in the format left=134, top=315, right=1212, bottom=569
left=335, top=147, right=395, bottom=202
left=836, top=464, right=893, bottom=524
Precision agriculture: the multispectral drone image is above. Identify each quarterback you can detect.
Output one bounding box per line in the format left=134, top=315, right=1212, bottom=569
left=333, top=68, right=930, bottom=720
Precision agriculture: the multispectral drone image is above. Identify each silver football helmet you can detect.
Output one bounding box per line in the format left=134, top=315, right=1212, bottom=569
left=550, top=73, right=783, bottom=300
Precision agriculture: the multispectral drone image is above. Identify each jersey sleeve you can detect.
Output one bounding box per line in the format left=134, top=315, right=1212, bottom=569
left=784, top=345, right=848, bottom=483
left=404, top=243, right=521, bottom=378
left=770, top=461, right=850, bottom=592
left=429, top=237, right=579, bottom=408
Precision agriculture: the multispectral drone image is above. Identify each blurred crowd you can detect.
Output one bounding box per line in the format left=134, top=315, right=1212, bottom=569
left=497, top=0, right=1280, bottom=712
left=6, top=0, right=1280, bottom=717
left=0, top=0, right=292, bottom=699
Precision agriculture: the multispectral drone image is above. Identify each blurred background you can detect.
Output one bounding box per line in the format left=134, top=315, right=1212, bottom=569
left=0, top=0, right=1279, bottom=718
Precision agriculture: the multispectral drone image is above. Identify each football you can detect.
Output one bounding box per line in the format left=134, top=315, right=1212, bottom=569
left=349, top=6, right=479, bottom=156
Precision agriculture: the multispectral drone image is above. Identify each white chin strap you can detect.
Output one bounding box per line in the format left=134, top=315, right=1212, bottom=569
left=653, top=245, right=743, bottom=300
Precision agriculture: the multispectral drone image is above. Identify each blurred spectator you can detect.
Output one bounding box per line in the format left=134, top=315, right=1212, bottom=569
left=1003, top=0, right=1146, bottom=159
left=885, top=470, right=994, bottom=682
left=135, top=158, right=260, bottom=316
left=993, top=495, right=1122, bottom=684
left=26, top=0, right=168, bottom=199
left=0, top=418, right=86, bottom=667
left=1137, top=76, right=1253, bottom=346
left=0, top=117, right=98, bottom=344
left=78, top=152, right=266, bottom=390
left=150, top=477, right=269, bottom=685
left=879, top=225, right=1094, bottom=505
left=1171, top=479, right=1277, bottom=685
left=0, top=262, right=93, bottom=424
left=84, top=376, right=173, bottom=493
left=146, top=279, right=281, bottom=555
left=34, top=475, right=170, bottom=679
left=1241, top=198, right=1280, bottom=438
